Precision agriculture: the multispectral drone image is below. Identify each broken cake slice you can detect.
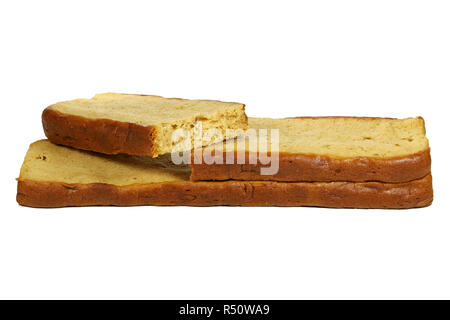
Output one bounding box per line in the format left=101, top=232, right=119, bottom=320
left=42, top=93, right=248, bottom=157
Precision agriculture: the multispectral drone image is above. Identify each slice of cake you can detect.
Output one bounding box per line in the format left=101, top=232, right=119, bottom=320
left=190, top=117, right=431, bottom=183
left=42, top=93, right=248, bottom=157
left=17, top=140, right=433, bottom=208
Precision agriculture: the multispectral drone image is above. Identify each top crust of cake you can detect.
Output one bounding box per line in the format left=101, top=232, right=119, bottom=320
left=19, top=140, right=190, bottom=186
left=218, top=117, right=429, bottom=158
left=49, top=93, right=245, bottom=126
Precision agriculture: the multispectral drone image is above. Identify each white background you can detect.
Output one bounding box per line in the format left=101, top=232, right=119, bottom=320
left=1, top=0, right=449, bottom=299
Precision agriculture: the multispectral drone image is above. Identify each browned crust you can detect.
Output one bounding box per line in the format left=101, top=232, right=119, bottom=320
left=42, top=107, right=158, bottom=156
left=17, top=174, right=433, bottom=209
left=190, top=149, right=431, bottom=183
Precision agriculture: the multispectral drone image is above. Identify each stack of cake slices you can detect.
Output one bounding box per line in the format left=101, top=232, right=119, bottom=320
left=17, top=93, right=432, bottom=208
